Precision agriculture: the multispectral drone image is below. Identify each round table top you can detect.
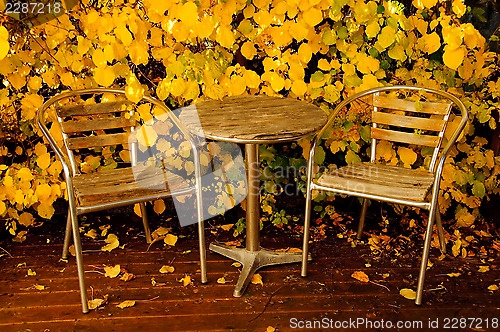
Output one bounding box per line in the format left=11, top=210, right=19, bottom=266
left=178, top=95, right=328, bottom=144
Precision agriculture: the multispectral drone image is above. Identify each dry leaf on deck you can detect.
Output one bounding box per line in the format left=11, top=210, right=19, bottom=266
left=232, top=262, right=242, bottom=268
left=447, top=272, right=461, bottom=277
left=159, top=265, right=175, bottom=274
left=399, top=288, right=416, bottom=300
left=251, top=273, right=263, bottom=285
left=117, top=300, right=136, bottom=309
left=217, top=277, right=226, bottom=284
left=487, top=284, right=499, bottom=291
left=27, top=268, right=36, bottom=276
left=88, top=295, right=108, bottom=310
left=180, top=274, right=192, bottom=287
left=478, top=266, right=490, bottom=273
left=101, top=234, right=120, bottom=252
left=266, top=326, right=276, bottom=332
left=104, top=264, right=121, bottom=278
left=33, top=284, right=46, bottom=290
left=351, top=271, right=369, bottom=283
left=164, top=234, right=178, bottom=246
left=121, top=272, right=135, bottom=281
left=220, top=224, right=234, bottom=231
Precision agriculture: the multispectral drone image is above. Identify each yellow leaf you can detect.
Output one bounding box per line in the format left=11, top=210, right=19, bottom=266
left=85, top=229, right=98, bottom=239
left=94, top=65, right=116, bottom=87
left=104, top=264, right=121, bottom=278
left=179, top=1, right=198, bottom=27
left=298, top=43, right=312, bottom=63
left=291, top=80, right=307, bottom=97
left=451, top=239, right=462, bottom=257
left=478, top=265, right=490, bottom=273
left=377, top=26, right=396, bottom=49
left=232, top=262, right=242, bottom=268
left=398, top=147, right=417, bottom=167
left=180, top=274, right=192, bottom=287
left=303, top=7, right=323, bottom=27
left=266, top=326, right=276, bottom=332
left=159, top=265, right=175, bottom=274
left=0, top=27, right=9, bottom=60
left=216, top=26, right=235, bottom=49
left=33, top=284, right=46, bottom=291
left=153, top=199, right=166, bottom=214
left=121, top=272, right=135, bottom=281
left=443, top=46, right=465, bottom=70
left=446, top=272, right=461, bottom=277
left=101, top=234, right=120, bottom=252
left=133, top=203, right=143, bottom=217
left=19, top=212, right=34, bottom=227
left=117, top=300, right=136, bottom=309
left=241, top=41, right=257, bottom=60
left=487, top=284, right=499, bottom=291
left=251, top=273, right=263, bottom=285
left=399, top=288, right=416, bottom=300
left=422, top=32, right=441, bottom=54
left=36, top=152, right=51, bottom=170
left=164, top=233, right=178, bottom=246
left=88, top=295, right=108, bottom=310
left=27, top=268, right=36, bottom=276
left=220, top=224, right=234, bottom=231
left=351, top=271, right=370, bottom=283
left=217, top=277, right=226, bottom=284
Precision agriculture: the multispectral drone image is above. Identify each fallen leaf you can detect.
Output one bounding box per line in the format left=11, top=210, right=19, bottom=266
left=104, top=264, right=121, bottom=278
left=217, top=277, right=226, bottom=284
left=27, top=268, right=36, bottom=276
left=117, top=300, right=136, bottom=309
left=232, top=262, right=242, bottom=268
left=85, top=229, right=98, bottom=239
left=164, top=234, right=178, bottom=246
left=159, top=265, right=175, bottom=274
left=400, top=288, right=416, bottom=300
left=33, top=284, right=46, bottom=290
left=220, top=224, right=234, bottom=231
left=180, top=274, right=192, bottom=287
left=223, top=240, right=242, bottom=246
left=17, top=262, right=27, bottom=268
left=351, top=271, right=369, bottom=283
left=69, top=245, right=75, bottom=256
left=88, top=295, right=108, bottom=310
left=120, top=272, right=135, bottom=281
left=251, top=273, right=263, bottom=285
left=478, top=266, right=490, bottom=273
left=447, top=272, right=461, bottom=277
left=275, top=247, right=302, bottom=253
left=101, top=234, right=120, bottom=252
left=152, top=226, right=170, bottom=240
left=487, top=284, right=499, bottom=291
left=266, top=326, right=276, bottom=332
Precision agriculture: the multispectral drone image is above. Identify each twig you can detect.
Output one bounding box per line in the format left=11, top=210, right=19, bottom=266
left=85, top=270, right=106, bottom=275
left=135, top=296, right=160, bottom=303
left=249, top=285, right=286, bottom=322
left=0, top=246, right=14, bottom=258
left=369, top=280, right=390, bottom=292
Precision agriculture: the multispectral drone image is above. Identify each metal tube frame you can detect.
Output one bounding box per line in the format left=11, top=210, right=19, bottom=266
left=301, top=86, right=468, bottom=305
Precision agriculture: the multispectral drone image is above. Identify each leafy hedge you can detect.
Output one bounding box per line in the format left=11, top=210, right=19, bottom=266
left=0, top=0, right=498, bottom=241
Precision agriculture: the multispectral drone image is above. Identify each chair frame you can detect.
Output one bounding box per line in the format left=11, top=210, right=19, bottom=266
left=301, top=86, right=468, bottom=305
left=38, top=88, right=207, bottom=313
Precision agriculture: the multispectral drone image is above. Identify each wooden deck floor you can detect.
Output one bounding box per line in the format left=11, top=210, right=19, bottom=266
left=0, top=212, right=499, bottom=331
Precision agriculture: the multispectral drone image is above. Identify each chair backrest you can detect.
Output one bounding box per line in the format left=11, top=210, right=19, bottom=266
left=369, top=91, right=453, bottom=172
left=55, top=99, right=137, bottom=175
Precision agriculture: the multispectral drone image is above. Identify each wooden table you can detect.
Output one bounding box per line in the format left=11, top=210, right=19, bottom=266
left=179, top=95, right=327, bottom=297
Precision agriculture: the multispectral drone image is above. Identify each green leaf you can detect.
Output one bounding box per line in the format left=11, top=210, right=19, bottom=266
left=337, top=26, right=349, bottom=40
left=472, top=181, right=486, bottom=199
left=314, top=146, right=326, bottom=165
left=322, top=29, right=336, bottom=46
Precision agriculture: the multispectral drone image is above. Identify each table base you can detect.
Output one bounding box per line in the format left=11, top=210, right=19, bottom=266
left=209, top=243, right=312, bottom=297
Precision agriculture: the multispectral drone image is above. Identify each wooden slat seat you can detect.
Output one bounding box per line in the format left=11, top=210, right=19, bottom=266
left=316, top=163, right=434, bottom=202
left=72, top=166, right=193, bottom=207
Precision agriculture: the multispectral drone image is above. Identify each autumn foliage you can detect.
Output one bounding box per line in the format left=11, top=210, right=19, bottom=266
left=0, top=0, right=499, bottom=241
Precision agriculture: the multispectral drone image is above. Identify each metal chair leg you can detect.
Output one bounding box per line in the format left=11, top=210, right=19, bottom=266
left=357, top=199, right=369, bottom=240
left=198, top=218, right=207, bottom=284
left=434, top=202, right=446, bottom=254
left=139, top=202, right=152, bottom=244
left=68, top=206, right=89, bottom=313
left=301, top=187, right=313, bottom=277
left=62, top=210, right=72, bottom=259
left=415, top=205, right=437, bottom=306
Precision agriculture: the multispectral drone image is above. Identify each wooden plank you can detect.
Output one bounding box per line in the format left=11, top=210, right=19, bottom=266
left=61, top=117, right=136, bottom=134
left=57, top=101, right=131, bottom=117
left=372, top=111, right=446, bottom=131
left=373, top=95, right=452, bottom=115
left=66, top=133, right=130, bottom=149
left=371, top=127, right=440, bottom=147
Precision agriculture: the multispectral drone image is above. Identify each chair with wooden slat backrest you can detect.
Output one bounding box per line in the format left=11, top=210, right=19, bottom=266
left=301, top=86, right=468, bottom=305
left=38, top=88, right=207, bottom=313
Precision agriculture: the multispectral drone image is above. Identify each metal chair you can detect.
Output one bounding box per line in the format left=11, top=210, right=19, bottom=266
left=38, top=88, right=207, bottom=313
left=301, top=86, right=468, bottom=305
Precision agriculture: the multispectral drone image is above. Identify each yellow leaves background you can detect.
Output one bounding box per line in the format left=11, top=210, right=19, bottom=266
left=0, top=0, right=498, bottom=240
